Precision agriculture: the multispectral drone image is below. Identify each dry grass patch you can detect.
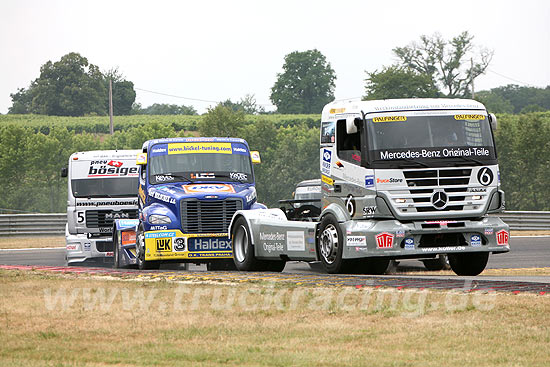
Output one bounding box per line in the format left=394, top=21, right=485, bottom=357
left=0, top=236, right=64, bottom=249
left=393, top=267, right=550, bottom=277
left=0, top=269, right=549, bottom=366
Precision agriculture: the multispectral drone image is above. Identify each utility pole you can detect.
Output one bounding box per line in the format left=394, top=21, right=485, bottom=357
left=109, top=79, right=114, bottom=135
left=470, top=58, right=475, bottom=99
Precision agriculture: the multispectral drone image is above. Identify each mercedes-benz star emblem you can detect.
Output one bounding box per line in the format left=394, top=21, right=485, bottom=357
left=431, top=190, right=448, bottom=210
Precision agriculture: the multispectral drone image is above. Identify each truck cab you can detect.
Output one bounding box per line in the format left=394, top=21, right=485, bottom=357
left=63, top=150, right=140, bottom=265
left=113, top=137, right=263, bottom=270
left=229, top=99, right=510, bottom=276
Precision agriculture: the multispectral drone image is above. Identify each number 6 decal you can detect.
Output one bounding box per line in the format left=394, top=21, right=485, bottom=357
left=477, top=167, right=494, bottom=186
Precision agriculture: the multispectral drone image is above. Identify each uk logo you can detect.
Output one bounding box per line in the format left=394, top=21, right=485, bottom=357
left=108, top=160, right=123, bottom=168
left=496, top=230, right=509, bottom=246
left=375, top=232, right=394, bottom=249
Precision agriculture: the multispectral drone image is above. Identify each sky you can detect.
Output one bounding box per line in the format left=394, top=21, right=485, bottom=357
left=1, top=0, right=549, bottom=114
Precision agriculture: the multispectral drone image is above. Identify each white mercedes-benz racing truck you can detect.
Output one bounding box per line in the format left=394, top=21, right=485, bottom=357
left=229, top=99, right=510, bottom=275
left=62, top=150, right=140, bottom=265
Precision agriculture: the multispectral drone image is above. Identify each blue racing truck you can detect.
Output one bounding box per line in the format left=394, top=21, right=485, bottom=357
left=112, top=137, right=263, bottom=270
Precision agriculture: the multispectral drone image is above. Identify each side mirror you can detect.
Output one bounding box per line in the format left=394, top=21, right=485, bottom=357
left=489, top=113, right=498, bottom=131
left=61, top=167, right=68, bottom=177
left=250, top=151, right=261, bottom=164
left=346, top=116, right=361, bottom=134
left=136, top=153, right=147, bottom=165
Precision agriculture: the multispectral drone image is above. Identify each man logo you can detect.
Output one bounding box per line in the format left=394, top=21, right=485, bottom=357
left=431, top=190, right=448, bottom=210
left=156, top=238, right=171, bottom=251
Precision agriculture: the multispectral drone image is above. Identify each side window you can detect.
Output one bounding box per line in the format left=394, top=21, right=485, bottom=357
left=336, top=120, right=362, bottom=165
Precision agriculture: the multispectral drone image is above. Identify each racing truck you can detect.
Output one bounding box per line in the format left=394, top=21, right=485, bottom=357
left=62, top=150, right=140, bottom=265
left=229, top=98, right=510, bottom=276
left=112, top=137, right=263, bottom=270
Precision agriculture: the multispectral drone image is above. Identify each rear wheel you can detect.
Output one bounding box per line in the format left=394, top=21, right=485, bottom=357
left=136, top=224, right=160, bottom=270
left=113, top=228, right=120, bottom=269
left=448, top=252, right=489, bottom=276
left=422, top=255, right=451, bottom=271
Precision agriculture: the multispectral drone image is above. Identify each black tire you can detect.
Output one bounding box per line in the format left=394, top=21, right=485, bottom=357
left=112, top=228, right=120, bottom=269
left=136, top=224, right=161, bottom=270
left=207, top=259, right=237, bottom=271
left=422, top=255, right=450, bottom=271
left=353, top=258, right=390, bottom=275
left=448, top=252, right=489, bottom=276
left=231, top=217, right=264, bottom=271
left=317, top=214, right=352, bottom=274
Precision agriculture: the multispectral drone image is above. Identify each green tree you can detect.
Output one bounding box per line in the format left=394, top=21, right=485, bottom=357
left=474, top=91, right=514, bottom=113
left=478, top=85, right=550, bottom=113
left=270, top=49, right=336, bottom=114
left=393, top=31, right=492, bottom=97
left=138, top=103, right=198, bottom=115
left=30, top=52, right=107, bottom=116
left=363, top=66, right=440, bottom=100
left=8, top=87, right=33, bottom=114
left=198, top=104, right=245, bottom=138
left=221, top=94, right=265, bottom=114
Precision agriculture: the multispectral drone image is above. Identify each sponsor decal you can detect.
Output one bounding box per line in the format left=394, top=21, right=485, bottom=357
left=286, top=231, right=305, bottom=251
left=245, top=188, right=257, bottom=203
left=347, top=236, right=366, bottom=247
left=454, top=114, right=485, bottom=121
left=396, top=230, right=405, bottom=238
left=168, top=142, right=232, bottom=155
left=106, top=252, right=114, bottom=257
left=477, top=167, right=494, bottom=186
left=363, top=206, right=376, bottom=216
left=155, top=175, right=175, bottom=182
left=377, top=147, right=491, bottom=161
left=149, top=225, right=167, bottom=231
left=365, top=175, right=374, bottom=188
left=321, top=175, right=334, bottom=186
left=329, top=108, right=345, bottom=114
left=263, top=243, right=284, bottom=253
left=260, top=232, right=285, bottom=241
left=376, top=177, right=403, bottom=184
left=145, top=231, right=176, bottom=239
left=424, top=220, right=457, bottom=225
left=188, top=237, right=231, bottom=251
left=232, top=144, right=249, bottom=155
left=404, top=238, right=415, bottom=250
left=188, top=252, right=232, bottom=258
left=151, top=147, right=167, bottom=154
left=321, top=149, right=332, bottom=176
left=156, top=238, right=172, bottom=251
left=84, top=242, right=91, bottom=251
left=121, top=231, right=136, bottom=245
left=139, top=186, right=146, bottom=203
left=321, top=121, right=335, bottom=144
left=191, top=173, right=215, bottom=179
left=471, top=234, right=482, bottom=247
left=118, top=219, right=138, bottom=227
left=66, top=244, right=78, bottom=251
left=87, top=160, right=138, bottom=177
left=99, top=227, right=113, bottom=234
left=375, top=232, right=394, bottom=249
left=496, top=230, right=509, bottom=246
left=182, top=184, right=235, bottom=194
left=345, top=195, right=356, bottom=217
left=335, top=161, right=344, bottom=168
left=470, top=188, right=487, bottom=193
left=157, top=186, right=177, bottom=194
left=229, top=172, right=248, bottom=181
left=484, top=228, right=494, bottom=235
left=373, top=116, right=407, bottom=123
left=421, top=246, right=466, bottom=252
left=149, top=190, right=176, bottom=204
left=173, top=237, right=186, bottom=252
left=355, top=247, right=369, bottom=252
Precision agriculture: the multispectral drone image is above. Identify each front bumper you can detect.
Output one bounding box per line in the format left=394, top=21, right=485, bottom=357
left=342, top=216, right=510, bottom=259
left=65, top=234, right=114, bottom=265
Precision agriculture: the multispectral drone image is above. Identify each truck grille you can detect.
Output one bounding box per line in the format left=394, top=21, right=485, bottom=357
left=181, top=199, right=242, bottom=234
left=85, top=209, right=138, bottom=228
left=404, top=169, right=471, bottom=212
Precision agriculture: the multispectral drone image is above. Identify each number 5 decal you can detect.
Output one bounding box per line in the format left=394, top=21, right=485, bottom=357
left=477, top=167, right=494, bottom=186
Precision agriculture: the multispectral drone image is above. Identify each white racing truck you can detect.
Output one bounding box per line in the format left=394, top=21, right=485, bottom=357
left=62, top=150, right=140, bottom=265
left=229, top=99, right=510, bottom=275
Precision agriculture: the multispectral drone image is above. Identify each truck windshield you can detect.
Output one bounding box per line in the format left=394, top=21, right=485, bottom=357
left=366, top=111, right=496, bottom=167
left=149, top=144, right=254, bottom=184
left=72, top=178, right=138, bottom=198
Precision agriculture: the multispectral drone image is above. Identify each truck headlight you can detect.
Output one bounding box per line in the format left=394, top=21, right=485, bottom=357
left=148, top=214, right=171, bottom=224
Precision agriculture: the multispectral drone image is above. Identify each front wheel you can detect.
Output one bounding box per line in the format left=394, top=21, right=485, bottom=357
left=136, top=225, right=160, bottom=270
left=318, top=215, right=352, bottom=274
left=448, top=252, right=489, bottom=276
left=112, top=228, right=120, bottom=269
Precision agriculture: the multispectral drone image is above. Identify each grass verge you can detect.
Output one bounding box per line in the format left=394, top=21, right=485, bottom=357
left=0, top=236, right=64, bottom=249
left=0, top=269, right=548, bottom=366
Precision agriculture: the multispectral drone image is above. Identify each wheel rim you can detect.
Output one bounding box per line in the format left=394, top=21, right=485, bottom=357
left=137, top=230, right=145, bottom=265
left=320, top=224, right=339, bottom=264
left=234, top=225, right=248, bottom=263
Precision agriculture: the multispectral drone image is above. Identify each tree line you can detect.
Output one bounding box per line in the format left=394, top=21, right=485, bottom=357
left=0, top=108, right=549, bottom=213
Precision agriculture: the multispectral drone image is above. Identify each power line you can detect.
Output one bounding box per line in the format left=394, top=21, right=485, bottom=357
left=134, top=87, right=220, bottom=103
left=486, top=69, right=535, bottom=87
